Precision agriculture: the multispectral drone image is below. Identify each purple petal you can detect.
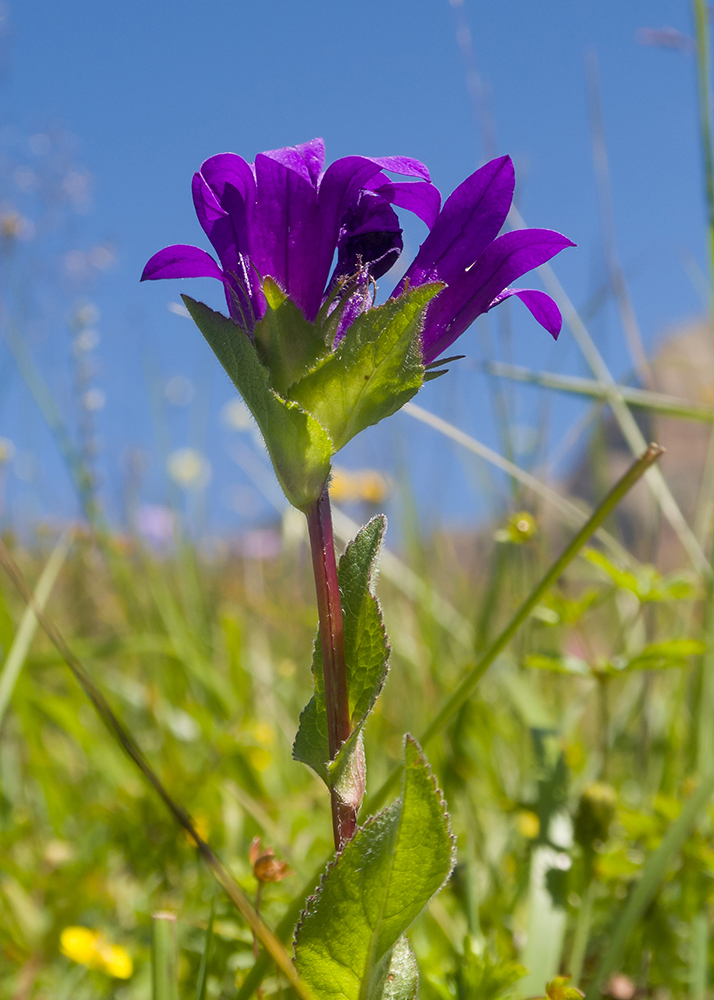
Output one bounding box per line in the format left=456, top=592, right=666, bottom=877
left=397, top=156, right=515, bottom=290
left=489, top=288, right=562, bottom=339
left=421, top=228, right=575, bottom=362
left=367, top=155, right=431, bottom=181
left=253, top=151, right=325, bottom=319
left=374, top=179, right=442, bottom=229
left=192, top=172, right=238, bottom=271
left=140, top=245, right=224, bottom=282
left=199, top=152, right=256, bottom=204
left=261, top=138, right=325, bottom=186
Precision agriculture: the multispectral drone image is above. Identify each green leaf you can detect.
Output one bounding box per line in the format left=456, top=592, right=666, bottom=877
left=622, top=638, right=706, bottom=672
left=182, top=296, right=332, bottom=509
left=584, top=548, right=699, bottom=603
left=294, top=516, right=390, bottom=787
left=254, top=277, right=330, bottom=395
left=289, top=285, right=442, bottom=453
left=524, top=654, right=590, bottom=677
left=379, top=937, right=418, bottom=1000
left=294, top=737, right=454, bottom=1000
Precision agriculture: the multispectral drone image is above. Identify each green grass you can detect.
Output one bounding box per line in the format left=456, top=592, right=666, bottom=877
left=1, top=451, right=713, bottom=1000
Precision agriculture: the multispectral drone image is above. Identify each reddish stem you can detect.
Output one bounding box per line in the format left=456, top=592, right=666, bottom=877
left=305, top=487, right=356, bottom=849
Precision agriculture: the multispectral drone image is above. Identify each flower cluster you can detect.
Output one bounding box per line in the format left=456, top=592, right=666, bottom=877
left=142, top=138, right=573, bottom=365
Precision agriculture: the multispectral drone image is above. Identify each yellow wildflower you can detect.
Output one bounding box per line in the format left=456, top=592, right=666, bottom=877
left=516, top=810, right=540, bottom=839
left=60, top=926, right=133, bottom=979
left=495, top=511, right=538, bottom=544
left=329, top=467, right=389, bottom=505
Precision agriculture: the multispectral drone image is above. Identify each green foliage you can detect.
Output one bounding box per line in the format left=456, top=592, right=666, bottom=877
left=294, top=737, right=454, bottom=1000
left=289, top=285, right=441, bottom=452
left=253, top=278, right=330, bottom=396
left=584, top=548, right=699, bottom=603
left=184, top=286, right=440, bottom=510
left=183, top=296, right=332, bottom=510
left=294, top=517, right=389, bottom=789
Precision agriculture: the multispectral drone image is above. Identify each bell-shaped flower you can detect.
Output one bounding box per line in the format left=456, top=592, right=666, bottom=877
left=141, top=140, right=573, bottom=509
left=142, top=137, right=438, bottom=332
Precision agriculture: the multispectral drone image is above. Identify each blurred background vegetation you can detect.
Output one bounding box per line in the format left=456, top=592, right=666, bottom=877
left=5, top=1, right=714, bottom=999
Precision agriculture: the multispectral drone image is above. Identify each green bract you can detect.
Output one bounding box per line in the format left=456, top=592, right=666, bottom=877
left=182, top=284, right=442, bottom=510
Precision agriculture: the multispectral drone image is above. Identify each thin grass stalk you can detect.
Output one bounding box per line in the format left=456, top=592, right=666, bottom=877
left=366, top=444, right=664, bottom=813
left=480, top=361, right=714, bottom=423
left=690, top=911, right=708, bottom=1000
left=152, top=912, right=179, bottom=1000
left=195, top=895, right=217, bottom=1000
left=0, top=529, right=72, bottom=728
left=0, top=539, right=315, bottom=1000
left=569, top=881, right=596, bottom=983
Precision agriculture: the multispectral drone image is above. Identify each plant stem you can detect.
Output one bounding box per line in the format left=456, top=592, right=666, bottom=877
left=305, top=486, right=354, bottom=849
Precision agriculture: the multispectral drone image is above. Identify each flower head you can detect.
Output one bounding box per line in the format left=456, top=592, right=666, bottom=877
left=60, top=926, right=133, bottom=979
left=142, top=140, right=572, bottom=362
left=142, top=140, right=573, bottom=509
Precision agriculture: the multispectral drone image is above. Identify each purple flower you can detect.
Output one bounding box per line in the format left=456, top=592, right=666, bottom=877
left=142, top=140, right=574, bottom=365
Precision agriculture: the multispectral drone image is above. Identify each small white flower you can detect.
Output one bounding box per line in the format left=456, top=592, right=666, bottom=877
left=167, top=448, right=211, bottom=489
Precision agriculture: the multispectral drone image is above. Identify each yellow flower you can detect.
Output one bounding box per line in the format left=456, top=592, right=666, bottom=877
left=329, top=467, right=389, bottom=505
left=516, top=810, right=540, bottom=839
left=60, top=926, right=133, bottom=979
left=495, top=511, right=538, bottom=544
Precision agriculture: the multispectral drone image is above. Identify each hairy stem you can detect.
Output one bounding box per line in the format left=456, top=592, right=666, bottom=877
left=305, top=486, right=355, bottom=849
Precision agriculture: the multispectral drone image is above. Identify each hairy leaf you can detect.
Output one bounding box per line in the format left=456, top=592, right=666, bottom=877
left=288, top=285, right=442, bottom=453
left=182, top=296, right=332, bottom=510
left=254, top=278, right=330, bottom=395
left=294, top=738, right=454, bottom=1000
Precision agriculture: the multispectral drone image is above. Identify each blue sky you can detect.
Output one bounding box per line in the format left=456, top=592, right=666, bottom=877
left=0, top=0, right=706, bottom=535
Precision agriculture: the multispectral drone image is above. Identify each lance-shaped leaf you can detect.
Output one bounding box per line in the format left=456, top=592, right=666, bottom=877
left=182, top=296, right=332, bottom=510
left=294, top=738, right=455, bottom=1000
left=288, top=284, right=442, bottom=452
left=294, top=516, right=389, bottom=790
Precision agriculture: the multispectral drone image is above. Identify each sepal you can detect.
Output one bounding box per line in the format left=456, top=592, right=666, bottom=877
left=289, top=284, right=443, bottom=452
left=182, top=295, right=332, bottom=510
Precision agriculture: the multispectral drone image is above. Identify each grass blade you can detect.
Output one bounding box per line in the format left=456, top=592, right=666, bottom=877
left=480, top=361, right=714, bottom=423
left=195, top=895, right=217, bottom=1000
left=152, top=912, right=179, bottom=1000
left=0, top=529, right=72, bottom=728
